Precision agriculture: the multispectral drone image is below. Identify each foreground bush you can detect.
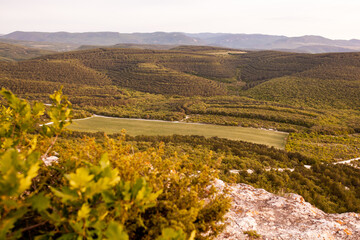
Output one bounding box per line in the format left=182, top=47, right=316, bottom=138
left=0, top=88, right=230, bottom=239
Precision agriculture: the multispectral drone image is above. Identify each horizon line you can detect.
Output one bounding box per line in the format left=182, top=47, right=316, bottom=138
left=1, top=30, right=360, bottom=41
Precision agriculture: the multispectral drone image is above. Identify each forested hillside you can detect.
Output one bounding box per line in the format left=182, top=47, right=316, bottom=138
left=0, top=59, right=111, bottom=85
left=0, top=42, right=54, bottom=61
left=18, top=47, right=357, bottom=109
left=35, top=48, right=233, bottom=96
left=244, top=52, right=360, bottom=109
left=1, top=46, right=360, bottom=130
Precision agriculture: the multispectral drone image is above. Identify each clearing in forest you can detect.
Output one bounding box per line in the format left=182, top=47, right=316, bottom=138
left=68, top=116, right=288, bottom=149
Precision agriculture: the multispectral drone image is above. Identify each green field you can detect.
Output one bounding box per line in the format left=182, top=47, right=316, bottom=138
left=68, top=116, right=288, bottom=149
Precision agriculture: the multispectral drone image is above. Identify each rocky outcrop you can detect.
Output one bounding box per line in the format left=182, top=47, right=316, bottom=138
left=215, top=180, right=360, bottom=240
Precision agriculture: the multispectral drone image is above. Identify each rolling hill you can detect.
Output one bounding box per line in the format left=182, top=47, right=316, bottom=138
left=34, top=48, right=231, bottom=96
left=237, top=51, right=360, bottom=108
left=0, top=42, right=54, bottom=61
left=1, top=46, right=360, bottom=108
left=0, top=59, right=111, bottom=85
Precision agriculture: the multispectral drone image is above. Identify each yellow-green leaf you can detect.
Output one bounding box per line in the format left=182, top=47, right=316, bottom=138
left=30, top=193, right=50, bottom=212
left=105, top=221, right=128, bottom=240
left=65, top=168, right=94, bottom=192
left=77, top=203, right=91, bottom=221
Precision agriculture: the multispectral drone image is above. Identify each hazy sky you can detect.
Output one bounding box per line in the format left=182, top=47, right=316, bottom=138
left=1, top=0, right=360, bottom=39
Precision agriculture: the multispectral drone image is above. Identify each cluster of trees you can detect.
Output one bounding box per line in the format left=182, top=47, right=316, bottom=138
left=352, top=160, right=360, bottom=168
left=237, top=164, right=360, bottom=213
left=187, top=106, right=315, bottom=128
left=182, top=96, right=319, bottom=129
left=286, top=132, right=360, bottom=162
left=185, top=114, right=302, bottom=132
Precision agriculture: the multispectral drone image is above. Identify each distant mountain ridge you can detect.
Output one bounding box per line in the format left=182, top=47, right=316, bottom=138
left=2, top=31, right=360, bottom=53
left=1, top=31, right=203, bottom=46
left=0, top=38, right=80, bottom=52
left=191, top=33, right=360, bottom=53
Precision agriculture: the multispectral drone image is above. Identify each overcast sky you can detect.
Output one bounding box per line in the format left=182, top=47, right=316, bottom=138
left=1, top=0, right=360, bottom=39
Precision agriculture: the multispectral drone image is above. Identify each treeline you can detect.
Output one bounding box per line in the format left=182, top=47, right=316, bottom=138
left=286, top=132, right=360, bottom=162
left=182, top=96, right=320, bottom=129
left=64, top=132, right=315, bottom=170
left=238, top=164, right=360, bottom=213
left=187, top=106, right=316, bottom=128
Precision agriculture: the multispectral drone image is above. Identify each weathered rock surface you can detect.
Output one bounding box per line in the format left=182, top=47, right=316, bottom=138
left=214, top=179, right=360, bottom=240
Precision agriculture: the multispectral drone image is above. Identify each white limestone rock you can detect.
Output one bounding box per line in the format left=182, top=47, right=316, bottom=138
left=214, top=179, right=360, bottom=240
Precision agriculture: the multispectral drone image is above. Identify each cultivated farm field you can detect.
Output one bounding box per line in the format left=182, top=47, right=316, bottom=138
left=67, top=115, right=288, bottom=149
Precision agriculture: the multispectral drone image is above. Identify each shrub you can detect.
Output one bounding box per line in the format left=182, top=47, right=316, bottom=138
left=0, top=88, right=230, bottom=239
